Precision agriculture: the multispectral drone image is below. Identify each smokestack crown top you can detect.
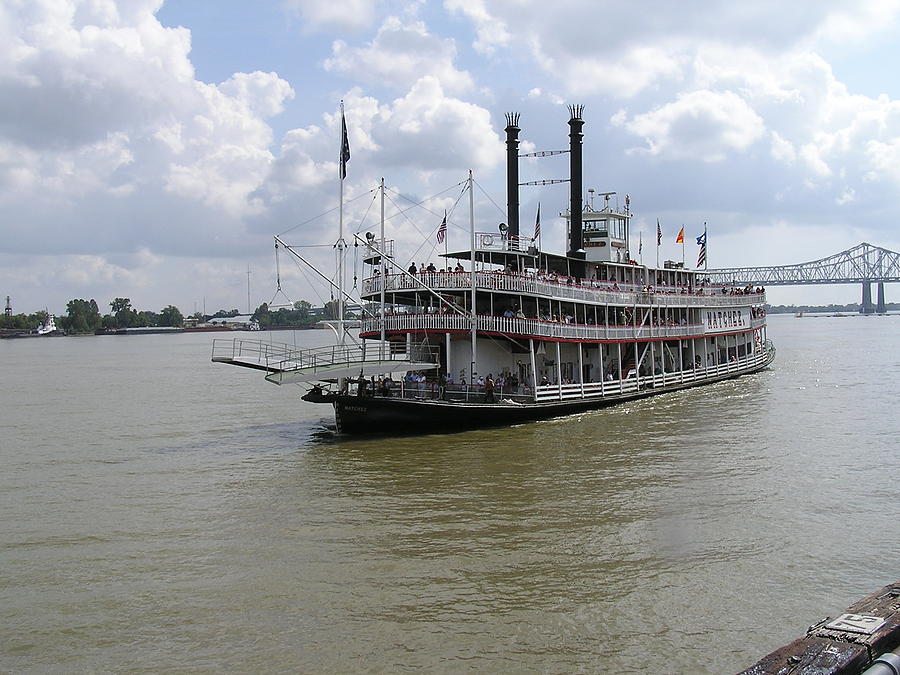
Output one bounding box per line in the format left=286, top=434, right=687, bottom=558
left=504, top=112, right=520, bottom=129
left=568, top=104, right=585, bottom=121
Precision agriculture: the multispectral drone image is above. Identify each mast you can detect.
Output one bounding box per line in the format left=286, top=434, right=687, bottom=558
left=379, top=177, right=386, bottom=355
left=469, top=169, right=476, bottom=382
left=336, top=101, right=350, bottom=344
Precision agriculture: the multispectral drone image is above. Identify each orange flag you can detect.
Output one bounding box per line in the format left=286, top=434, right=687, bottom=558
left=675, top=226, right=684, bottom=244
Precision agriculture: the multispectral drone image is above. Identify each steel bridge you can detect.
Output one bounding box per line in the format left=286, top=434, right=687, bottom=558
left=704, top=242, right=900, bottom=313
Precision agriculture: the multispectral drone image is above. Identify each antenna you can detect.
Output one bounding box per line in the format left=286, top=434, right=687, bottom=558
left=247, top=264, right=251, bottom=315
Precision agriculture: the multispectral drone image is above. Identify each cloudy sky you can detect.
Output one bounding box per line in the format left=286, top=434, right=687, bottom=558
left=4, top=0, right=900, bottom=316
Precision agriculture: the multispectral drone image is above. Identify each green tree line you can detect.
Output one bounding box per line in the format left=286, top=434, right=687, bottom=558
left=250, top=299, right=335, bottom=328
left=4, top=297, right=342, bottom=334
left=2, top=298, right=185, bottom=333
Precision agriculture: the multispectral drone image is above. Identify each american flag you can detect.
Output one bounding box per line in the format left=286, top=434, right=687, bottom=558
left=340, top=105, right=350, bottom=180
left=696, top=229, right=707, bottom=267
left=437, top=212, right=447, bottom=244
left=656, top=219, right=661, bottom=246
left=532, top=203, right=541, bottom=241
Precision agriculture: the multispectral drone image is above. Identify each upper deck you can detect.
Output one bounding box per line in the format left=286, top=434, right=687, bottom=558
left=361, top=270, right=766, bottom=309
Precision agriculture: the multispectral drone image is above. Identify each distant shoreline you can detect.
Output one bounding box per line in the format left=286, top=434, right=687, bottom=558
left=1, top=325, right=323, bottom=339
left=767, top=303, right=899, bottom=314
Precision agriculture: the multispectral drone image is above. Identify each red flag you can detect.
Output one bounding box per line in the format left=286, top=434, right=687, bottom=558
left=675, top=226, right=684, bottom=244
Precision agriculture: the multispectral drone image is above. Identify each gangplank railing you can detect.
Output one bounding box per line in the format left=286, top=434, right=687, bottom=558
left=211, top=339, right=440, bottom=375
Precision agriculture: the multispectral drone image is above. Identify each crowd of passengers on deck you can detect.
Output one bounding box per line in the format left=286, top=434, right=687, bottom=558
left=380, top=263, right=765, bottom=298
left=345, top=370, right=527, bottom=402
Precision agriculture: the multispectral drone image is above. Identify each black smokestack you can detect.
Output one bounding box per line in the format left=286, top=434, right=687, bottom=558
left=568, top=105, right=585, bottom=270
left=505, top=112, right=521, bottom=242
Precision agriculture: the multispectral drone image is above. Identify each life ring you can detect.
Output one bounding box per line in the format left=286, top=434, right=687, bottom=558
left=482, top=234, right=493, bottom=247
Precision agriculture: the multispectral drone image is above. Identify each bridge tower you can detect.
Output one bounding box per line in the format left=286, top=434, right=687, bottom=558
left=860, top=281, right=875, bottom=314
left=876, top=281, right=886, bottom=314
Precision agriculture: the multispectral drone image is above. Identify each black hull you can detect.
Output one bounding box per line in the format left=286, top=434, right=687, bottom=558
left=328, top=357, right=774, bottom=435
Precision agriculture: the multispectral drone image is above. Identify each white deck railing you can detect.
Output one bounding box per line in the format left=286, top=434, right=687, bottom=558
left=361, top=313, right=767, bottom=341
left=355, top=342, right=774, bottom=404
left=532, top=344, right=774, bottom=402
left=362, top=272, right=765, bottom=308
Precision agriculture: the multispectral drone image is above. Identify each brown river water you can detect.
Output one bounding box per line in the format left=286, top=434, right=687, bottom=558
left=2, top=314, right=899, bottom=672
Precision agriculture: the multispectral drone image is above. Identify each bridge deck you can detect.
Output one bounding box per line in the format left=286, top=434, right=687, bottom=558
left=705, top=242, right=899, bottom=285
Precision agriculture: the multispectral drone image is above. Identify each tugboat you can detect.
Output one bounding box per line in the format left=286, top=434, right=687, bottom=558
left=2, top=313, right=65, bottom=338
left=213, top=106, right=775, bottom=434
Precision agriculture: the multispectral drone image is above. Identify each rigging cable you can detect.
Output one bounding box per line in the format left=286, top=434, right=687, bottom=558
left=277, top=188, right=376, bottom=237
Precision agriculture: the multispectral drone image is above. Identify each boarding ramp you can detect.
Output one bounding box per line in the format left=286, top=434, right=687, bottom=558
left=211, top=338, right=440, bottom=385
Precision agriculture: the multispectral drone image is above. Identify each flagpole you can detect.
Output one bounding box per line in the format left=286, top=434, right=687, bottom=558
left=704, top=221, right=708, bottom=270
left=656, top=219, right=660, bottom=268
left=468, top=170, right=476, bottom=384
left=682, top=227, right=685, bottom=266
left=379, top=177, right=385, bottom=353
left=337, top=101, right=346, bottom=344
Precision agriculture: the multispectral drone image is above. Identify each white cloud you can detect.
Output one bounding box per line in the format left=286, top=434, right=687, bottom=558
left=256, top=79, right=502, bottom=206
left=373, top=77, right=503, bottom=171
left=616, top=90, right=765, bottom=162
left=798, top=142, right=832, bottom=177
left=325, top=16, right=473, bottom=94
left=865, top=138, right=900, bottom=183
left=444, top=0, right=510, bottom=55
left=283, top=0, right=377, bottom=32
left=814, top=0, right=900, bottom=44
left=770, top=131, right=796, bottom=164
left=0, top=0, right=294, bottom=257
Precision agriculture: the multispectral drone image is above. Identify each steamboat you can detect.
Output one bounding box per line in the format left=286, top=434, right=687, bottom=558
left=212, top=107, right=775, bottom=434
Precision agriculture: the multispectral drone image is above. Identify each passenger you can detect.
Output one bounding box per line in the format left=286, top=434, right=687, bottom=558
left=426, top=262, right=436, bottom=272
left=484, top=374, right=495, bottom=402
left=379, top=376, right=393, bottom=397
left=408, top=262, right=417, bottom=274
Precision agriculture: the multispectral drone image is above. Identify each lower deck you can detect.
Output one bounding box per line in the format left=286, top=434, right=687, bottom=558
left=384, top=325, right=768, bottom=397
left=324, top=344, right=776, bottom=434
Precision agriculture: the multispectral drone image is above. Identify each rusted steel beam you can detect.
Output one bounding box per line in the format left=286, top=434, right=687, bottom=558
left=741, top=582, right=900, bottom=674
